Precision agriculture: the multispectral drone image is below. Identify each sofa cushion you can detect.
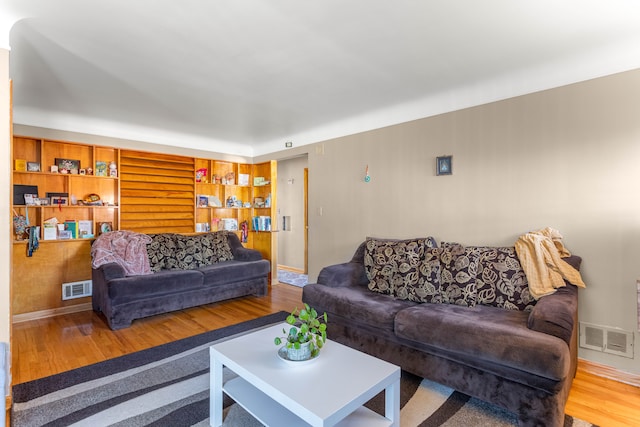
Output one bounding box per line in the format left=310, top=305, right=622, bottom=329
left=439, top=243, right=478, bottom=307
left=302, top=282, right=419, bottom=333
left=203, top=231, right=235, bottom=262
left=394, top=303, right=571, bottom=382
left=364, top=237, right=436, bottom=295
left=198, top=259, right=270, bottom=287
left=395, top=247, right=442, bottom=303
left=108, top=269, right=204, bottom=304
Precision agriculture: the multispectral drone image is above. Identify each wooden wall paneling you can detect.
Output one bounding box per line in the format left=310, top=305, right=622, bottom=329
left=12, top=241, right=92, bottom=314
left=120, top=150, right=195, bottom=234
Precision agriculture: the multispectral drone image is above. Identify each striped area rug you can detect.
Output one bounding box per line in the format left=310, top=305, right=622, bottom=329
left=12, top=312, right=596, bottom=426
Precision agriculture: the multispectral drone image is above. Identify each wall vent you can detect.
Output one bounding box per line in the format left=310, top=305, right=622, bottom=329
left=62, top=280, right=92, bottom=300
left=579, top=322, right=634, bottom=358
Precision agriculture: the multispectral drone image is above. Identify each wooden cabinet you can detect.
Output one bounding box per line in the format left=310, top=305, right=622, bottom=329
left=194, top=159, right=278, bottom=283
left=12, top=137, right=119, bottom=242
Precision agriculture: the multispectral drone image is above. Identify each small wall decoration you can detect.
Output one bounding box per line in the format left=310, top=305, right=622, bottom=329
left=436, top=155, right=453, bottom=176
left=55, top=158, right=80, bottom=174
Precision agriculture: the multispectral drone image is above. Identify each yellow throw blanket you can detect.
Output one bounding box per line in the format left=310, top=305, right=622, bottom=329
left=515, top=227, right=586, bottom=299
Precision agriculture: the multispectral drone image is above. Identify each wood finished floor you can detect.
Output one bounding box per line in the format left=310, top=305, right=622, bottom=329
left=10, top=283, right=640, bottom=427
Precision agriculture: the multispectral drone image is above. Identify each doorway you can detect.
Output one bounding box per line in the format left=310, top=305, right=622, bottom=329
left=276, top=155, right=309, bottom=275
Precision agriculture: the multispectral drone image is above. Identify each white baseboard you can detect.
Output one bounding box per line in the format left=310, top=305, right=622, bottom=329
left=12, top=303, right=93, bottom=324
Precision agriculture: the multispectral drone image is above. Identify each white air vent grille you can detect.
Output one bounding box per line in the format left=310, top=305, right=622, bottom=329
left=62, top=280, right=92, bottom=300
left=580, top=322, right=634, bottom=358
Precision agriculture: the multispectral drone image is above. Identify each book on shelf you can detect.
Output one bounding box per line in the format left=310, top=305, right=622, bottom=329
left=64, top=220, right=78, bottom=238
left=252, top=215, right=271, bottom=231
left=78, top=220, right=93, bottom=238
left=238, top=173, right=250, bottom=186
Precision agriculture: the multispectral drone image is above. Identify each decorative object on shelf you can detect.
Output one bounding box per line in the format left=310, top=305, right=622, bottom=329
left=55, top=158, right=80, bottom=175
left=27, top=225, right=39, bottom=257
left=436, top=155, right=453, bottom=176
left=13, top=209, right=28, bottom=241
left=197, top=195, right=208, bottom=207
left=241, top=220, right=248, bottom=243
left=79, top=168, right=86, bottom=175
left=83, top=193, right=102, bottom=206
left=195, top=168, right=208, bottom=183
left=13, top=184, right=38, bottom=205
left=253, top=176, right=265, bottom=186
left=50, top=165, right=58, bottom=173
left=50, top=196, right=68, bottom=207
left=86, top=167, right=93, bottom=175
left=95, top=161, right=107, bottom=177
left=99, top=222, right=113, bottom=235
left=109, top=161, right=118, bottom=177
left=238, top=173, right=249, bottom=186
left=222, top=172, right=235, bottom=185
left=64, top=220, right=78, bottom=238
left=265, top=193, right=271, bottom=208
left=253, top=197, right=265, bottom=208
left=14, top=159, right=27, bottom=172
left=27, top=162, right=40, bottom=172
left=23, top=194, right=37, bottom=206
left=364, top=165, right=371, bottom=182
left=274, top=303, right=328, bottom=362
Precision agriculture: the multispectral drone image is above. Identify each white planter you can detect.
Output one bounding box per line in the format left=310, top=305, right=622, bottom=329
left=286, top=341, right=312, bottom=361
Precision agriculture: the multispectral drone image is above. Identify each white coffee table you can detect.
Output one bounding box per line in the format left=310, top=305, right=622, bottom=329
left=210, top=323, right=400, bottom=427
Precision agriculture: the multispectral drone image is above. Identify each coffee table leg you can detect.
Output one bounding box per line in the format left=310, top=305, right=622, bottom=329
left=385, top=378, right=400, bottom=427
left=210, top=350, right=223, bottom=427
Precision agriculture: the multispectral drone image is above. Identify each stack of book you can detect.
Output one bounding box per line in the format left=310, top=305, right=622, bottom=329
left=252, top=216, right=271, bottom=231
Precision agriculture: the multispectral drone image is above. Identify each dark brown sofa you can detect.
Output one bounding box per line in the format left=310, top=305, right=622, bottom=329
left=92, top=231, right=269, bottom=330
left=303, top=238, right=581, bottom=427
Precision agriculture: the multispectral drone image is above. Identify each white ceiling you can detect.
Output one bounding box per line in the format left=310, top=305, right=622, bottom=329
left=3, top=0, right=640, bottom=157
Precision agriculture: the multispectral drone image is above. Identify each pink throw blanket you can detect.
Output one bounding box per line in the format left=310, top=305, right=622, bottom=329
left=91, top=230, right=152, bottom=276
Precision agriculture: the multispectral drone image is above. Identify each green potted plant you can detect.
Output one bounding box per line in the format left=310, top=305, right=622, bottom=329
left=274, top=303, right=328, bottom=361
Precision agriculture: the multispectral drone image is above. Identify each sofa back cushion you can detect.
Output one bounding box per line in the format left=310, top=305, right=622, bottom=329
left=146, top=232, right=234, bottom=272
left=442, top=242, right=534, bottom=311
left=394, top=247, right=442, bottom=303
left=439, top=243, right=478, bottom=307
left=364, top=237, right=437, bottom=296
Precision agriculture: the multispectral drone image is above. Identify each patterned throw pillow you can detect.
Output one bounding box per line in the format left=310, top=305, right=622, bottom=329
left=439, top=243, right=479, bottom=307
left=474, top=246, right=535, bottom=311
left=204, top=231, right=234, bottom=263
left=395, top=247, right=442, bottom=303
left=146, top=232, right=235, bottom=271
left=364, top=237, right=436, bottom=295
left=146, top=233, right=179, bottom=272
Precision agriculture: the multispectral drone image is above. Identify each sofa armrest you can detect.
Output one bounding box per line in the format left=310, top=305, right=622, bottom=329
left=232, top=247, right=263, bottom=261
left=95, top=262, right=127, bottom=281
left=317, top=262, right=368, bottom=288
left=528, top=283, right=579, bottom=347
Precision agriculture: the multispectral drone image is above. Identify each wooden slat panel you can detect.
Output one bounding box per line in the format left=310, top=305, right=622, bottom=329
left=121, top=205, right=193, bottom=213
left=120, top=173, right=193, bottom=185
left=120, top=189, right=194, bottom=199
left=120, top=181, right=193, bottom=192
left=120, top=150, right=195, bottom=233
left=121, top=197, right=193, bottom=206
left=122, top=212, right=193, bottom=220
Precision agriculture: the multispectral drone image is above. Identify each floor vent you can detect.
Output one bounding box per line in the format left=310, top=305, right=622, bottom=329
left=579, top=322, right=634, bottom=358
left=62, top=280, right=92, bottom=300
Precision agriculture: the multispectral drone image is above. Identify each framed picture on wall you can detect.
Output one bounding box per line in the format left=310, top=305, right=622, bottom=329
left=436, top=156, right=452, bottom=176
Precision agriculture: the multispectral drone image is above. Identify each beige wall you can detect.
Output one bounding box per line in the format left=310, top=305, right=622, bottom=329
left=277, top=155, right=308, bottom=270
left=264, top=69, right=640, bottom=375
